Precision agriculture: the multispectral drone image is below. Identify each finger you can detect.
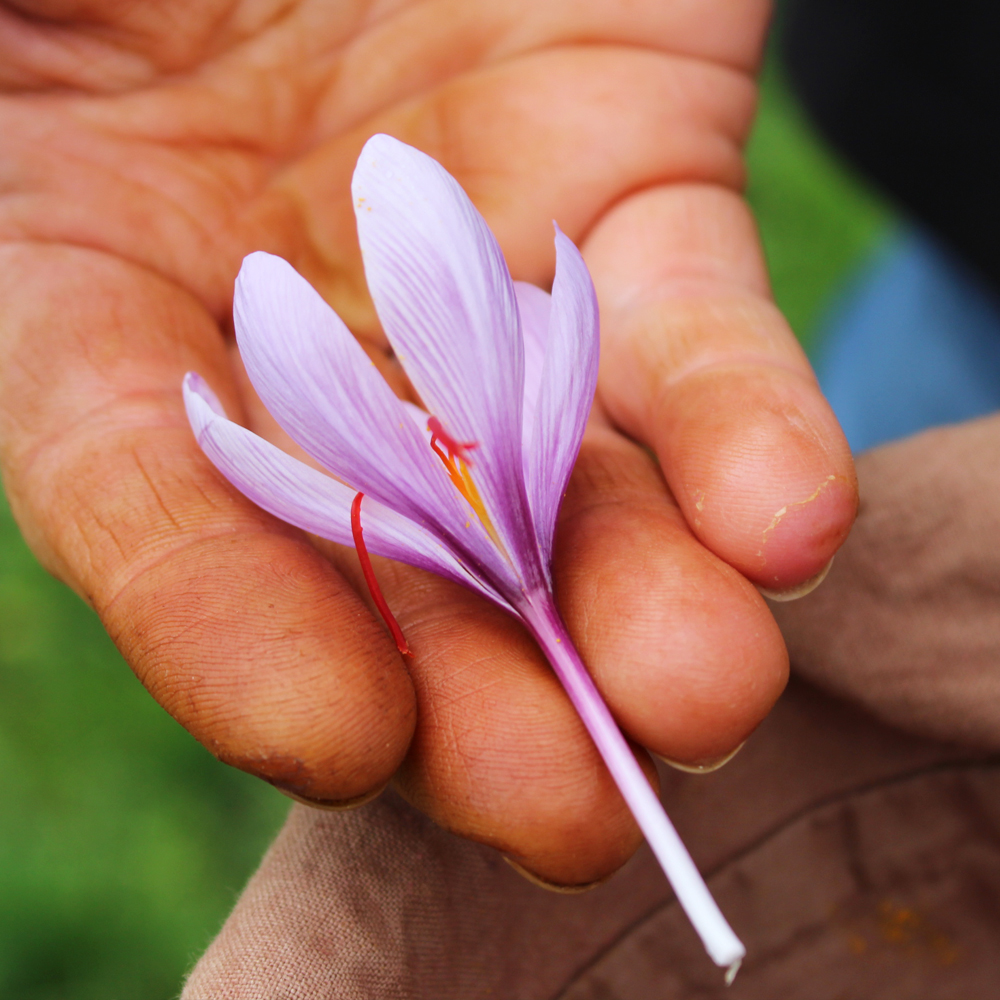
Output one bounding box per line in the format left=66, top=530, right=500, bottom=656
left=377, top=563, right=657, bottom=887
left=554, top=417, right=788, bottom=765
left=3, top=2, right=764, bottom=318
left=322, top=0, right=770, bottom=131
left=254, top=40, right=757, bottom=338
left=231, top=339, right=652, bottom=885
left=299, top=419, right=783, bottom=886
left=584, top=183, right=857, bottom=591
left=0, top=242, right=415, bottom=801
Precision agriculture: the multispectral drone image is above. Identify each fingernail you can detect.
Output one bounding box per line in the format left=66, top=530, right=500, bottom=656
left=654, top=740, right=746, bottom=774
left=503, top=856, right=611, bottom=894
left=757, top=556, right=834, bottom=603
left=269, top=781, right=388, bottom=812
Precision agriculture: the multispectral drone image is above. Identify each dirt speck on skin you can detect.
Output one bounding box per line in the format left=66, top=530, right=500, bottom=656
left=758, top=475, right=838, bottom=559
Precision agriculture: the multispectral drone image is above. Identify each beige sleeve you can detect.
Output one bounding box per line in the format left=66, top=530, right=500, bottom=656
left=182, top=679, right=1000, bottom=999
left=773, top=414, right=1000, bottom=749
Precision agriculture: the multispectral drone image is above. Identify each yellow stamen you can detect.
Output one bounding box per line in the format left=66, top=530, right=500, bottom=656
left=426, top=421, right=515, bottom=564
left=428, top=436, right=505, bottom=552
left=455, top=457, right=505, bottom=552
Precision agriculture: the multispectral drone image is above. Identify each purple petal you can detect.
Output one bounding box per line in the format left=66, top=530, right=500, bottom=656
left=184, top=373, right=504, bottom=604
left=401, top=399, right=431, bottom=431
left=352, top=135, right=543, bottom=588
left=233, top=251, right=518, bottom=593
left=514, top=281, right=552, bottom=444
left=524, top=227, right=600, bottom=569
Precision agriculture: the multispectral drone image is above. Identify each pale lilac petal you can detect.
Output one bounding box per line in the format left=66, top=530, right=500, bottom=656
left=525, top=227, right=600, bottom=568
left=234, top=252, right=437, bottom=515
left=352, top=135, right=542, bottom=587
left=514, top=281, right=551, bottom=444
left=401, top=399, right=430, bottom=431
left=233, top=252, right=518, bottom=594
left=184, top=373, right=504, bottom=604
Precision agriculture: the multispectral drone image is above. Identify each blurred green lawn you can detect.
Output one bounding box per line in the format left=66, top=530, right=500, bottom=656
left=0, top=57, right=892, bottom=1000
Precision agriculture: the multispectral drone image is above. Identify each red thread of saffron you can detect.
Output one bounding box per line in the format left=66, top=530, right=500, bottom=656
left=351, top=492, right=412, bottom=657
left=427, top=416, right=478, bottom=466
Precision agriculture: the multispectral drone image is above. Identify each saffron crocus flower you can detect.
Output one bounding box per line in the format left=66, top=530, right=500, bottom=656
left=183, top=133, right=745, bottom=978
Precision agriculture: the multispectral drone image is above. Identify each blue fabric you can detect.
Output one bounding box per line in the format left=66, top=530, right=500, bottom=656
left=813, top=228, right=1000, bottom=453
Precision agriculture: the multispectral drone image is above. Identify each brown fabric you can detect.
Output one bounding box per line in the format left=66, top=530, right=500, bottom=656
left=181, top=679, right=1000, bottom=999
left=773, top=416, right=1000, bottom=750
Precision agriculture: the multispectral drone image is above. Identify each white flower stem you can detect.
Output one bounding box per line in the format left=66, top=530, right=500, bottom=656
left=519, top=594, right=745, bottom=978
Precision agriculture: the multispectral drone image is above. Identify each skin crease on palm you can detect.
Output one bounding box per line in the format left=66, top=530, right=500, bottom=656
left=0, top=0, right=856, bottom=886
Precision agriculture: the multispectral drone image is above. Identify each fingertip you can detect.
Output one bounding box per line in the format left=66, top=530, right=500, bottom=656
left=558, top=496, right=789, bottom=766
left=658, top=365, right=858, bottom=591
left=489, top=737, right=657, bottom=886
left=390, top=594, right=651, bottom=886
left=499, top=744, right=658, bottom=887
left=108, top=531, right=417, bottom=803
left=551, top=427, right=791, bottom=766
left=754, top=475, right=856, bottom=590
left=487, top=744, right=654, bottom=886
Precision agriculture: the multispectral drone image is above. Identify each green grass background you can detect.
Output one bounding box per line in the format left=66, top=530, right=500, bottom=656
left=0, top=56, right=893, bottom=1000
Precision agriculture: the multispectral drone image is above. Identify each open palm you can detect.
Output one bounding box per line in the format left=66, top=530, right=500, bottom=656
left=0, top=0, right=854, bottom=885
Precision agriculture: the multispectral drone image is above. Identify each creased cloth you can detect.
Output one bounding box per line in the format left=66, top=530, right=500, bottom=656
left=182, top=678, right=1000, bottom=999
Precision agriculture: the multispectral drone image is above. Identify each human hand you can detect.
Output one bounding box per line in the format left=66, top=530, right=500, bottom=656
left=0, top=0, right=855, bottom=885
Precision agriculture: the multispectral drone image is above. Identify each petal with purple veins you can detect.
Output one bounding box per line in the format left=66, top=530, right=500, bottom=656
left=515, top=281, right=552, bottom=445
left=184, top=373, right=506, bottom=606
left=352, top=135, right=542, bottom=587
left=524, top=227, right=600, bottom=568
left=233, top=252, right=517, bottom=590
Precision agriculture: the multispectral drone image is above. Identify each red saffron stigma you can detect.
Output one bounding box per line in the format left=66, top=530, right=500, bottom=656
left=351, top=492, right=412, bottom=657
left=427, top=416, right=478, bottom=465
